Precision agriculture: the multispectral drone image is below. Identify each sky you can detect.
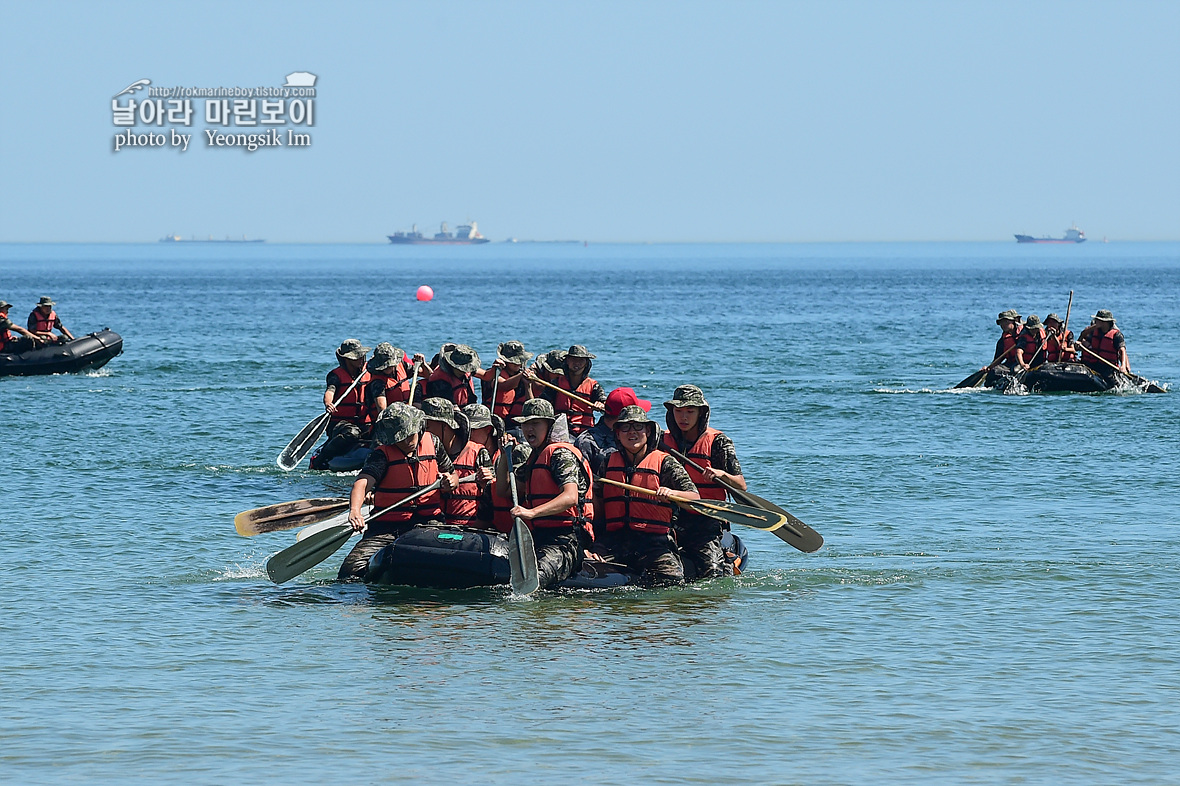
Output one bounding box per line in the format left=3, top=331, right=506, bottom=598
left=0, top=0, right=1176, bottom=242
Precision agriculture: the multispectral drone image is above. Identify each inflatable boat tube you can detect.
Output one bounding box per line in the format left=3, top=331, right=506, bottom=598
left=0, top=329, right=122, bottom=377
left=1024, top=362, right=1111, bottom=393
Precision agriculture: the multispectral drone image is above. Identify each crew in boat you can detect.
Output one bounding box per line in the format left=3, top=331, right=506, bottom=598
left=1078, top=309, right=1130, bottom=377
left=985, top=310, right=1022, bottom=370
left=310, top=339, right=371, bottom=471
left=1014, top=315, right=1048, bottom=371
left=365, top=343, right=426, bottom=417
left=27, top=296, right=74, bottom=344
left=340, top=403, right=458, bottom=581
left=421, top=397, right=493, bottom=529
left=593, top=405, right=697, bottom=586
left=538, top=345, right=607, bottom=438
left=1042, top=314, right=1076, bottom=363
left=495, top=398, right=592, bottom=589
left=482, top=341, right=535, bottom=422
left=662, top=385, right=746, bottom=579
left=1, top=300, right=43, bottom=353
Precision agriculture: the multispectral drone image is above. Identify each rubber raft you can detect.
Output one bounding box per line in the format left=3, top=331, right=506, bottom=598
left=985, top=362, right=1112, bottom=393
left=365, top=526, right=749, bottom=590
left=0, top=329, right=123, bottom=377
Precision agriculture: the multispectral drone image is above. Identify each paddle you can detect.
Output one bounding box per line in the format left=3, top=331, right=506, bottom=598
left=599, top=477, right=786, bottom=532
left=1076, top=343, right=1166, bottom=393
left=265, top=475, right=474, bottom=584
left=504, top=443, right=540, bottom=595
left=235, top=496, right=349, bottom=536
left=406, top=360, right=422, bottom=406
left=955, top=342, right=1019, bottom=389
left=663, top=446, right=823, bottom=553
left=277, top=366, right=367, bottom=471
left=527, top=374, right=597, bottom=409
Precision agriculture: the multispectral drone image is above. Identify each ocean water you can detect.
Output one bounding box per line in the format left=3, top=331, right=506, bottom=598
left=2, top=241, right=1179, bottom=785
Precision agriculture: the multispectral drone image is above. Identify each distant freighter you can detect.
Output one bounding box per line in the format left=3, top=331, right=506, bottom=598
left=160, top=235, right=265, bottom=243
left=388, top=221, right=489, bottom=245
left=1015, top=225, right=1085, bottom=244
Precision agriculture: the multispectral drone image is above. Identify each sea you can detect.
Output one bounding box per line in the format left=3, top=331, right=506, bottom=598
left=2, top=241, right=1178, bottom=785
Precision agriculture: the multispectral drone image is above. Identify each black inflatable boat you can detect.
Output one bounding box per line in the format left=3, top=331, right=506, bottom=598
left=365, top=525, right=749, bottom=590
left=0, top=329, right=123, bottom=377
left=984, top=362, right=1111, bottom=394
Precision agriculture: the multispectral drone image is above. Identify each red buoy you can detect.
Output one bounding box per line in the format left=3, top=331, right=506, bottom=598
left=416, top=285, right=434, bottom=302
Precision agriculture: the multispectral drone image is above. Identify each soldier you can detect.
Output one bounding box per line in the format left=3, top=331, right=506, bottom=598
left=545, top=345, right=607, bottom=437
left=364, top=343, right=421, bottom=419
left=574, top=386, right=650, bottom=478
left=1014, top=315, right=1048, bottom=371
left=661, top=385, right=746, bottom=579
left=27, top=296, right=74, bottom=344
left=426, top=343, right=482, bottom=407
left=1078, top=309, right=1130, bottom=376
left=1042, top=313, right=1076, bottom=363
left=483, top=341, right=535, bottom=422
left=594, top=405, right=697, bottom=585
left=421, top=398, right=493, bottom=528
left=1, top=300, right=42, bottom=353
left=496, top=399, right=592, bottom=589
left=310, top=339, right=371, bottom=470
left=988, top=309, right=1021, bottom=369
left=340, top=403, right=458, bottom=581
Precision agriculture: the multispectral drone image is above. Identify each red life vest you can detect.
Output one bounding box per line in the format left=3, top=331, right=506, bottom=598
left=370, top=433, right=442, bottom=525
left=522, top=441, right=593, bottom=532
left=328, top=366, right=371, bottom=427
left=428, top=366, right=474, bottom=407
left=1087, top=328, right=1122, bottom=365
left=1017, top=328, right=1046, bottom=365
left=662, top=428, right=727, bottom=502
left=556, top=375, right=597, bottom=435
left=444, top=441, right=485, bottom=527
left=1044, top=330, right=1076, bottom=363
left=30, top=309, right=57, bottom=333
left=995, top=332, right=1019, bottom=366
left=489, top=371, right=527, bottom=420
left=490, top=446, right=516, bottom=534
left=1, top=318, right=11, bottom=345
left=603, top=449, right=674, bottom=535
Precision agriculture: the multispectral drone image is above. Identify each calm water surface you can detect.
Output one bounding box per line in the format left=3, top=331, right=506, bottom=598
left=2, top=242, right=1179, bottom=784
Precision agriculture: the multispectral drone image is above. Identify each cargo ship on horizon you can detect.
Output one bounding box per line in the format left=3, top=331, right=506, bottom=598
left=160, top=235, right=265, bottom=243
left=388, top=221, right=489, bottom=245
left=1015, top=225, right=1086, bottom=244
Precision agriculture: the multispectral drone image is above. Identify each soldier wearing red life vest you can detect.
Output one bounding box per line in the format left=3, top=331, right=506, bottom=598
left=365, top=343, right=426, bottom=418
left=986, top=309, right=1021, bottom=370
left=540, top=345, right=606, bottom=438
left=662, top=385, right=746, bottom=580
left=421, top=397, right=493, bottom=529
left=27, top=296, right=74, bottom=344
left=463, top=403, right=503, bottom=531
left=495, top=398, right=592, bottom=588
left=426, top=343, right=495, bottom=408
left=1014, top=315, right=1048, bottom=371
left=530, top=349, right=567, bottom=387
left=1078, top=309, right=1130, bottom=376
left=0, top=300, right=42, bottom=353
left=340, top=403, right=459, bottom=581
left=482, top=341, right=535, bottom=422
left=310, top=339, right=372, bottom=471
left=592, top=405, right=697, bottom=585
left=1042, top=313, right=1076, bottom=363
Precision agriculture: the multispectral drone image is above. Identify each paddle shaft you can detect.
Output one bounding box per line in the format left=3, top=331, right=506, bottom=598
left=407, top=360, right=421, bottom=406
left=1076, top=342, right=1132, bottom=377
left=528, top=374, right=596, bottom=409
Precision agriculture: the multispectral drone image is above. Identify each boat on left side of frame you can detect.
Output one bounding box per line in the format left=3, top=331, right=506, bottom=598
left=0, top=329, right=123, bottom=377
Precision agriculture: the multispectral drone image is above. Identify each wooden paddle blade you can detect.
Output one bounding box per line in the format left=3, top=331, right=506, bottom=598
left=721, top=485, right=824, bottom=553
left=296, top=511, right=351, bottom=541
left=277, top=411, right=330, bottom=471
left=234, top=497, right=349, bottom=536
left=266, top=524, right=354, bottom=584
left=508, top=519, right=540, bottom=595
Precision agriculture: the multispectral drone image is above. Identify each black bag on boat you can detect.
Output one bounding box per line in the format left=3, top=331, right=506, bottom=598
left=366, top=525, right=510, bottom=588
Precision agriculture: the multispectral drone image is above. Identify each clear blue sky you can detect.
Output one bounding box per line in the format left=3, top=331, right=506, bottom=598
left=0, top=0, right=1176, bottom=242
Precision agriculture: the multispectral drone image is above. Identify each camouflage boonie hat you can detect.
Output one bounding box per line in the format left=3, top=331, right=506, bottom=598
left=663, top=384, right=709, bottom=409
left=420, top=397, right=462, bottom=431
left=1092, top=309, right=1116, bottom=324
left=439, top=343, right=480, bottom=375
left=613, top=404, right=653, bottom=426
left=536, top=349, right=567, bottom=375
left=461, top=403, right=493, bottom=430
left=373, top=402, right=424, bottom=445
left=37, top=296, right=55, bottom=307
left=996, top=309, right=1020, bottom=324
left=566, top=344, right=596, bottom=359
left=513, top=398, right=556, bottom=424
left=335, top=338, right=370, bottom=360
left=1044, top=313, right=1063, bottom=325
left=497, top=341, right=533, bottom=366
left=1023, top=315, right=1043, bottom=330
left=0, top=300, right=12, bottom=311
left=370, top=342, right=405, bottom=373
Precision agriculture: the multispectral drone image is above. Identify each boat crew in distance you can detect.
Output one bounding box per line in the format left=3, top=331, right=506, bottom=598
left=310, top=339, right=372, bottom=471
left=1078, top=309, right=1131, bottom=378
left=1014, top=315, right=1048, bottom=371
left=662, top=385, right=747, bottom=579
left=1042, top=314, right=1076, bottom=362
left=1, top=300, right=43, bottom=353
left=28, top=296, right=74, bottom=344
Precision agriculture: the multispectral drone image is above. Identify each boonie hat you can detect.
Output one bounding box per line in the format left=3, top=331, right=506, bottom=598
left=462, top=403, right=493, bottom=431
left=1023, top=315, right=1043, bottom=330
left=439, top=343, right=481, bottom=375
left=335, top=338, right=370, bottom=360
left=420, top=397, right=462, bottom=431
left=370, top=342, right=405, bottom=373
left=604, top=387, right=651, bottom=418
left=1092, top=309, right=1116, bottom=324
left=0, top=300, right=12, bottom=311
left=566, top=344, right=596, bottom=359
left=1044, top=313, right=1063, bottom=325
left=373, top=402, right=424, bottom=446
left=497, top=341, right=532, bottom=366
left=535, top=349, right=567, bottom=376
left=513, top=398, right=556, bottom=425
left=37, top=296, right=56, bottom=307
left=664, top=384, right=709, bottom=409
left=996, top=309, right=1020, bottom=324
left=613, top=404, right=653, bottom=427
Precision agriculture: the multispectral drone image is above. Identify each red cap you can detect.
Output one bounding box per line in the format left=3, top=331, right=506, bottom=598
left=604, top=387, right=651, bottom=418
